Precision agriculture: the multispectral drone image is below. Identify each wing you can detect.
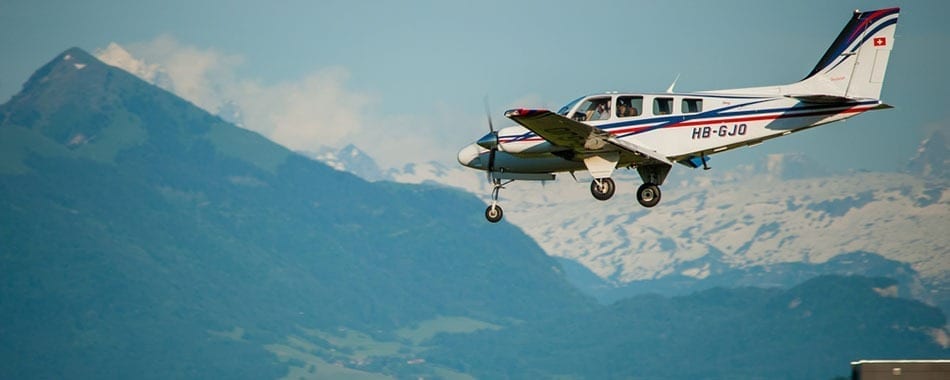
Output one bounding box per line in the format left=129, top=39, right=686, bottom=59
left=504, top=109, right=673, bottom=166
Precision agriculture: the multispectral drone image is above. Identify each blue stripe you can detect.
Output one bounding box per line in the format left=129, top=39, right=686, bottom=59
left=499, top=99, right=879, bottom=142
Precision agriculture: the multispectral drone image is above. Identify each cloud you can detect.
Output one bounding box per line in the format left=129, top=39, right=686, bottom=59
left=120, top=35, right=243, bottom=114
left=97, top=37, right=380, bottom=158
left=234, top=67, right=373, bottom=151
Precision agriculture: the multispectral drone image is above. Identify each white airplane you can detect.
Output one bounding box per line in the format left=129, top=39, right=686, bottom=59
left=458, top=7, right=900, bottom=223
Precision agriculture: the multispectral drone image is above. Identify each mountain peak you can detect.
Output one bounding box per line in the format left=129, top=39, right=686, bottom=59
left=0, top=47, right=295, bottom=174
left=20, top=48, right=104, bottom=91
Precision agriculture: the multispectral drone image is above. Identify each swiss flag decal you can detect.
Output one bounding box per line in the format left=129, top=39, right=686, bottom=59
left=873, top=37, right=887, bottom=47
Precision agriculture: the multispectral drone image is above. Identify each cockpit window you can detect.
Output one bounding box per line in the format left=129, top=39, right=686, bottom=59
left=557, top=96, right=585, bottom=116
left=575, top=97, right=611, bottom=122
left=616, top=96, right=642, bottom=118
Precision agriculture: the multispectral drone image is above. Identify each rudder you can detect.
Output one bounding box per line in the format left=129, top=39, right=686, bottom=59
left=799, top=8, right=900, bottom=100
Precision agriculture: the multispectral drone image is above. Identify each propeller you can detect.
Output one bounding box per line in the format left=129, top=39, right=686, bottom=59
left=480, top=99, right=499, bottom=182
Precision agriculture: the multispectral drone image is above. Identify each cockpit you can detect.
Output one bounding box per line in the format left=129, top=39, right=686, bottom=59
left=558, top=94, right=643, bottom=122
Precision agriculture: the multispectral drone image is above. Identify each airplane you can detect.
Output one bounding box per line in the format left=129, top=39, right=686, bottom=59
left=457, top=7, right=900, bottom=223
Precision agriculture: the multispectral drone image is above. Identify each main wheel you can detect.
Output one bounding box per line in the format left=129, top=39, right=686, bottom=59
left=590, top=178, right=616, bottom=201
left=485, top=204, right=503, bottom=223
left=636, top=183, right=661, bottom=208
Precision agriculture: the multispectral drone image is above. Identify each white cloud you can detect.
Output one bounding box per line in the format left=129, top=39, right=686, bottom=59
left=232, top=67, right=373, bottom=151
left=122, top=35, right=242, bottom=114
left=97, top=37, right=383, bottom=160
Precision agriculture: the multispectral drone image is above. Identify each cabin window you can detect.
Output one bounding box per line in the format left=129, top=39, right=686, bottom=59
left=616, top=96, right=642, bottom=118
left=682, top=98, right=703, bottom=113
left=653, top=97, right=673, bottom=115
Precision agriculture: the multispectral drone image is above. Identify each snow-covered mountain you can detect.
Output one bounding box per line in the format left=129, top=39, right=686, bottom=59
left=385, top=160, right=485, bottom=191
left=326, top=139, right=949, bottom=312
left=304, top=144, right=488, bottom=192
left=299, top=144, right=388, bottom=182
left=498, top=138, right=947, bottom=310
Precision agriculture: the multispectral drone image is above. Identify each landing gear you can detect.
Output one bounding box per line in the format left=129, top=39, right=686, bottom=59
left=636, top=183, right=661, bottom=208
left=590, top=178, right=616, bottom=201
left=485, top=178, right=511, bottom=223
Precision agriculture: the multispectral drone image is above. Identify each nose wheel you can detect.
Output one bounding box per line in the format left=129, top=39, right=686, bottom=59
left=485, top=204, right=503, bottom=223
left=484, top=178, right=512, bottom=223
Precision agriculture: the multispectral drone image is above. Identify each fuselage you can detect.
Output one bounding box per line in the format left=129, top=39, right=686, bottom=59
left=457, top=92, right=883, bottom=173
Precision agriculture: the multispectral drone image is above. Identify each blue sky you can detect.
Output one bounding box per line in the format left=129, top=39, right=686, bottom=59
left=1, top=0, right=947, bottom=172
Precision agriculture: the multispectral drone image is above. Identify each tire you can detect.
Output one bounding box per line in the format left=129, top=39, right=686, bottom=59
left=485, top=204, right=503, bottom=223
left=636, top=183, right=661, bottom=208
left=590, top=178, right=616, bottom=201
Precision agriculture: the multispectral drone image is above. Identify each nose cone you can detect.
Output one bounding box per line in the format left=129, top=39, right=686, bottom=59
left=457, top=144, right=483, bottom=169
left=476, top=132, right=498, bottom=150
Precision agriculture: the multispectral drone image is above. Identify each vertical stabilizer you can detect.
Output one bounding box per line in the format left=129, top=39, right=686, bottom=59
left=797, top=8, right=900, bottom=100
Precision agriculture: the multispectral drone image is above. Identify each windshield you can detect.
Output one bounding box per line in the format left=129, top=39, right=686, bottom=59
left=557, top=96, right=585, bottom=116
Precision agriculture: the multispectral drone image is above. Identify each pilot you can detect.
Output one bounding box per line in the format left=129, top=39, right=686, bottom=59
left=594, top=100, right=610, bottom=120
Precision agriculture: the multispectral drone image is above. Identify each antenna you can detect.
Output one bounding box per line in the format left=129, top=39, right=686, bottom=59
left=665, top=74, right=680, bottom=93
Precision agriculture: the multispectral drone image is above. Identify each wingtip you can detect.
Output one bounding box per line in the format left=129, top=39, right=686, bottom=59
left=504, top=108, right=549, bottom=118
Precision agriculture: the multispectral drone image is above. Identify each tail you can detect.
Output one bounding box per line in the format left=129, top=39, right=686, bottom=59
left=795, top=7, right=900, bottom=100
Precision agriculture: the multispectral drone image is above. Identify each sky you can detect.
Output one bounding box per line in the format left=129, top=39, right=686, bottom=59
left=1, top=0, right=948, bottom=173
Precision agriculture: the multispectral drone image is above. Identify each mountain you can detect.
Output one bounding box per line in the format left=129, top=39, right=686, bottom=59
left=0, top=48, right=594, bottom=379
left=301, top=144, right=387, bottom=182
left=429, top=275, right=950, bottom=380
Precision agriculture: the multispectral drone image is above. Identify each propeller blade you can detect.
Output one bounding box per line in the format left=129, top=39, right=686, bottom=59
left=483, top=97, right=495, bottom=133
left=483, top=96, right=499, bottom=182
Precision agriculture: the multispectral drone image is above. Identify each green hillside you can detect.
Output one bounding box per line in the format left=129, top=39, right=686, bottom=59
left=429, top=275, right=948, bottom=379
left=0, top=48, right=593, bottom=379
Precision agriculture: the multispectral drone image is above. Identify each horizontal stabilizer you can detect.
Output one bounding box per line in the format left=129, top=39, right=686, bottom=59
left=786, top=94, right=864, bottom=104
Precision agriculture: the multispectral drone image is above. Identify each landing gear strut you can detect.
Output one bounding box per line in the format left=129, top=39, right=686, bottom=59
left=485, top=178, right=512, bottom=223
left=636, top=183, right=661, bottom=208
left=590, top=178, right=616, bottom=201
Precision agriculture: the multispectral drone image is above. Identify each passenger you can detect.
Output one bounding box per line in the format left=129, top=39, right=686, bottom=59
left=617, top=100, right=639, bottom=117
left=617, top=101, right=629, bottom=117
